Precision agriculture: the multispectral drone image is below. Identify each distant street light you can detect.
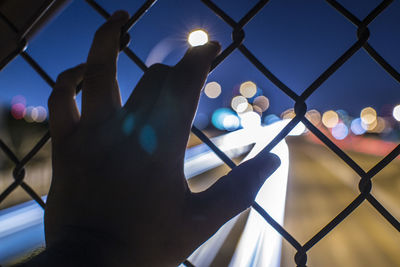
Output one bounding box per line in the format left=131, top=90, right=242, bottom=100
left=188, top=29, right=208, bottom=46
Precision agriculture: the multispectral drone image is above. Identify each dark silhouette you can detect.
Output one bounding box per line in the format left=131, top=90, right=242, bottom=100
left=16, top=10, right=280, bottom=267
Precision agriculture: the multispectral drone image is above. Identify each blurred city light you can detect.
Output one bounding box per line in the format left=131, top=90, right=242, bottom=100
left=34, top=106, right=47, bottom=122
left=253, top=95, right=269, bottom=112
left=281, top=108, right=295, bottom=120
left=264, top=114, right=280, bottom=125
left=239, top=81, right=257, bottom=98
left=350, top=118, right=366, bottom=135
left=322, top=110, right=339, bottom=128
left=370, top=117, right=386, bottom=133
left=204, top=82, right=221, bottom=99
left=11, top=103, right=25, bottom=120
left=361, top=118, right=377, bottom=132
left=188, top=29, right=208, bottom=47
left=360, top=107, right=377, bottom=125
left=222, top=114, right=240, bottom=131
left=305, top=109, right=321, bottom=126
left=11, top=95, right=26, bottom=106
left=393, top=104, right=400, bottom=122
left=239, top=111, right=261, bottom=130
left=212, top=108, right=236, bottom=130
left=24, top=106, right=35, bottom=123
left=252, top=105, right=262, bottom=116
left=331, top=122, right=348, bottom=140
left=231, top=96, right=248, bottom=113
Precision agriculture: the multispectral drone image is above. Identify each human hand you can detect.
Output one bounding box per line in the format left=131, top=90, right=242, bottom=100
left=45, top=10, right=280, bottom=267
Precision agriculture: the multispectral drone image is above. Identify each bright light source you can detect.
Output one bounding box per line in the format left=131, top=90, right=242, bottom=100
left=393, top=104, right=400, bottom=122
left=239, top=111, right=261, bottom=130
left=188, top=29, right=208, bottom=47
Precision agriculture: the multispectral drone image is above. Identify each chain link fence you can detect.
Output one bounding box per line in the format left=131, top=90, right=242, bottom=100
left=0, top=0, right=399, bottom=266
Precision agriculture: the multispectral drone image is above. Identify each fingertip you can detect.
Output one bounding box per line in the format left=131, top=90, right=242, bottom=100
left=109, top=10, right=130, bottom=23
left=267, top=152, right=281, bottom=170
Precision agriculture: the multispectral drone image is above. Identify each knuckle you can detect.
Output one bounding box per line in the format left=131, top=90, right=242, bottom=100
left=147, top=63, right=170, bottom=74
left=56, top=69, right=73, bottom=83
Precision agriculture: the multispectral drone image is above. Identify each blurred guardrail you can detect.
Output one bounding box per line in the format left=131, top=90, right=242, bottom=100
left=0, top=1, right=399, bottom=266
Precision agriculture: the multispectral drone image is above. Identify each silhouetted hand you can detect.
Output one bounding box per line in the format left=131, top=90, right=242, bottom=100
left=45, top=10, right=280, bottom=267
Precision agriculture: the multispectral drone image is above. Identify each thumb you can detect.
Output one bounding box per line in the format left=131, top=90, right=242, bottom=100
left=188, top=152, right=280, bottom=236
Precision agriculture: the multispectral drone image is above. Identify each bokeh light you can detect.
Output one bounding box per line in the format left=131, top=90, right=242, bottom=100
left=331, top=122, right=348, bottom=140
left=212, top=108, right=235, bottom=130
left=281, top=108, right=296, bottom=120
left=11, top=103, right=25, bottom=120
left=360, top=107, right=377, bottom=125
left=361, top=118, right=377, bottom=132
left=24, top=106, right=35, bottom=123
left=231, top=96, right=248, bottom=113
left=305, top=109, right=321, bottom=126
left=253, top=95, right=269, bottom=112
left=393, top=104, right=400, bottom=121
left=239, top=111, right=261, bottom=130
left=11, top=95, right=26, bottom=106
left=370, top=117, right=386, bottom=133
left=222, top=114, right=240, bottom=131
left=34, top=106, right=47, bottom=122
left=350, top=118, right=366, bottom=135
left=139, top=125, right=157, bottom=154
left=204, top=82, right=221, bottom=99
left=264, top=114, right=280, bottom=125
left=322, top=110, right=339, bottom=128
left=239, top=81, right=257, bottom=98
left=252, top=105, right=263, bottom=116
left=188, top=29, right=208, bottom=47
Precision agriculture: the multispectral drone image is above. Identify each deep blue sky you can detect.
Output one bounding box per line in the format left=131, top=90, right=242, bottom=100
left=1, top=0, right=399, bottom=120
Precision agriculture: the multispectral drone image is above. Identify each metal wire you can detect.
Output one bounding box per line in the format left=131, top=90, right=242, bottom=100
left=0, top=0, right=399, bottom=266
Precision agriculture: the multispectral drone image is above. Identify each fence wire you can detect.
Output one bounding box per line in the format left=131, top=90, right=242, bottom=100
left=0, top=0, right=400, bottom=266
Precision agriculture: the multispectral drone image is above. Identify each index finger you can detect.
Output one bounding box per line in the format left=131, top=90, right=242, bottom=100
left=82, top=10, right=130, bottom=123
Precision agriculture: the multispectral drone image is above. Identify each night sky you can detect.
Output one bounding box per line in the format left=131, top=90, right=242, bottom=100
left=1, top=0, right=399, bottom=123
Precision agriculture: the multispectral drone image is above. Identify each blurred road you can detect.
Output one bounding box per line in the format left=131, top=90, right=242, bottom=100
left=280, top=136, right=400, bottom=267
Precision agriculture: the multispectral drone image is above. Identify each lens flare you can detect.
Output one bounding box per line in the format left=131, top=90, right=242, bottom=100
left=188, top=29, right=208, bottom=47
